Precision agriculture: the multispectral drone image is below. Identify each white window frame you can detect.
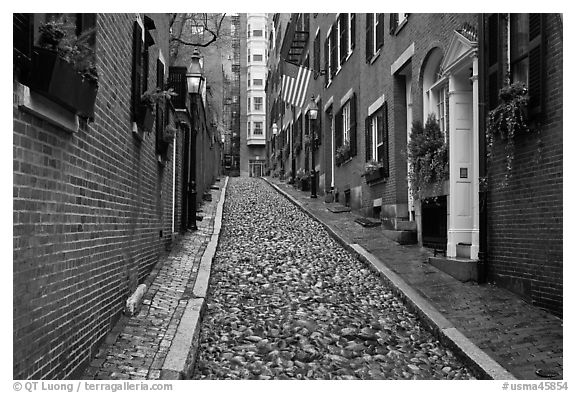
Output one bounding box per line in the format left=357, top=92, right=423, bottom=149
left=254, top=121, right=263, bottom=135
left=254, top=96, right=263, bottom=111
left=336, top=15, right=341, bottom=73
left=342, top=101, right=351, bottom=143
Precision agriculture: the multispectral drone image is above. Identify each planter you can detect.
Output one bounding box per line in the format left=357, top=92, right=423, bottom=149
left=335, top=151, right=351, bottom=166
left=30, top=47, right=98, bottom=118
left=139, top=106, right=155, bottom=132
left=364, top=167, right=387, bottom=183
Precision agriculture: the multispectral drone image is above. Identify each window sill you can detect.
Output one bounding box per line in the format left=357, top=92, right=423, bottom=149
left=369, top=50, right=381, bottom=65
left=391, top=18, right=408, bottom=35
left=15, top=82, right=80, bottom=134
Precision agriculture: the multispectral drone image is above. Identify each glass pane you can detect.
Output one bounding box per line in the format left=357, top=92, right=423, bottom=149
left=512, top=57, right=529, bottom=86
left=511, top=14, right=529, bottom=59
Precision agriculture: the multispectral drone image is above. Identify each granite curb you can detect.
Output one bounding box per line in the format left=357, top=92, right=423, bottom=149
left=263, top=177, right=516, bottom=381
left=160, top=176, right=229, bottom=380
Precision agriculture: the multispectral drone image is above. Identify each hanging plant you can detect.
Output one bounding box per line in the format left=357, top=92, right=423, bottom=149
left=486, top=81, right=530, bottom=186
left=407, top=114, right=448, bottom=199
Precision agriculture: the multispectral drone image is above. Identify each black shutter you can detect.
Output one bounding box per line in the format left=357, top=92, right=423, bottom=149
left=132, top=21, right=143, bottom=122
left=376, top=13, right=384, bottom=50
left=324, top=36, right=329, bottom=86
left=314, top=31, right=320, bottom=76
left=366, top=13, right=373, bottom=62
left=13, top=13, right=33, bottom=80
left=351, top=14, right=356, bottom=50
left=365, top=116, right=372, bottom=162
left=528, top=13, right=544, bottom=116
left=389, top=13, right=399, bottom=34
left=381, top=103, right=389, bottom=177
left=486, top=13, right=503, bottom=111
left=340, top=14, right=348, bottom=65
left=335, top=107, right=343, bottom=149
left=330, top=24, right=337, bottom=78
left=350, top=93, right=357, bottom=157
left=156, top=59, right=165, bottom=149
left=317, top=98, right=322, bottom=146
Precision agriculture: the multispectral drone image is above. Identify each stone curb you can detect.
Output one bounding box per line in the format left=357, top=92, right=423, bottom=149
left=160, top=176, right=229, bottom=380
left=263, top=177, right=516, bottom=381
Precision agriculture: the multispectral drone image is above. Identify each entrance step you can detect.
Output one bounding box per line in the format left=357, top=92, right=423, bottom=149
left=429, top=256, right=478, bottom=282
left=382, top=229, right=417, bottom=245
left=354, top=217, right=381, bottom=228
left=327, top=205, right=351, bottom=213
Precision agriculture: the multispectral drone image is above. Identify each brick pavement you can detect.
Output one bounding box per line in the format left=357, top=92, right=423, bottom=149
left=80, top=178, right=225, bottom=380
left=266, top=177, right=563, bottom=380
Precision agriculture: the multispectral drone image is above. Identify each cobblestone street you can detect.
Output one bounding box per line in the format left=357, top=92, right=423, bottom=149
left=193, top=177, right=474, bottom=380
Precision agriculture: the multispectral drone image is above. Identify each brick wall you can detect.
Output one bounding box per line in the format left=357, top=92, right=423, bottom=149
left=13, top=13, right=178, bottom=379
left=486, top=14, right=563, bottom=317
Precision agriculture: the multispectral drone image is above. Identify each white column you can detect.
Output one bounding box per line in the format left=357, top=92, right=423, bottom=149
left=470, top=54, right=480, bottom=260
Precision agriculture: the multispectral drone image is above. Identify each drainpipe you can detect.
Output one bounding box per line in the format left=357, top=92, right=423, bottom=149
left=477, top=14, right=488, bottom=283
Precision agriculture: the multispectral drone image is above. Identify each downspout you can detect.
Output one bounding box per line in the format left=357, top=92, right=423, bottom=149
left=477, top=14, right=488, bottom=283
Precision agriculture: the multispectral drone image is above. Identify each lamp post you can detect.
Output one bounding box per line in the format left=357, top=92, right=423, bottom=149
left=308, top=96, right=319, bottom=198
left=185, top=48, right=205, bottom=231
left=272, top=123, right=278, bottom=173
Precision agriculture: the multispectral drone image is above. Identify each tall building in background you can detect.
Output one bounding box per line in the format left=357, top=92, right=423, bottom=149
left=240, top=13, right=268, bottom=176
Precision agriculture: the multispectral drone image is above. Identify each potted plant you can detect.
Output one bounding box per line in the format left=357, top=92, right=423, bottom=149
left=294, top=140, right=302, bottom=155
left=301, top=171, right=311, bottom=191
left=486, top=81, right=531, bottom=186
left=31, top=17, right=98, bottom=119
left=139, top=88, right=177, bottom=132
left=363, top=160, right=385, bottom=183
left=163, top=124, right=178, bottom=142
left=295, top=168, right=305, bottom=189
left=407, top=114, right=449, bottom=199
left=335, top=142, right=351, bottom=166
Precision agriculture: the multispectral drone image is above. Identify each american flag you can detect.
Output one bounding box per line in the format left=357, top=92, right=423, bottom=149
left=281, top=61, right=312, bottom=108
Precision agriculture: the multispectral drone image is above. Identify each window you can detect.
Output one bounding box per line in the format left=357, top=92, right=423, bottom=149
left=254, top=121, right=263, bottom=135
left=342, top=101, right=351, bottom=143
left=248, top=97, right=251, bottom=111
left=254, top=97, right=263, bottom=111
left=366, top=13, right=384, bottom=62
left=436, top=84, right=449, bottom=135
left=510, top=14, right=544, bottom=114
left=365, top=103, right=389, bottom=177
left=253, top=54, right=263, bottom=62
left=335, top=93, right=357, bottom=157
left=389, top=13, right=409, bottom=34
left=313, top=30, right=321, bottom=77
left=253, top=29, right=263, bottom=37
left=339, top=14, right=348, bottom=65
left=253, top=79, right=263, bottom=86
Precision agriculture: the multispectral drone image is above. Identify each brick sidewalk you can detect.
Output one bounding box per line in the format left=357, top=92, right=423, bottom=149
left=267, top=177, right=563, bottom=380
left=80, top=178, right=226, bottom=380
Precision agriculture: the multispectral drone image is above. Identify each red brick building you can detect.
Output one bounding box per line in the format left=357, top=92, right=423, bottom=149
left=13, top=13, right=222, bottom=379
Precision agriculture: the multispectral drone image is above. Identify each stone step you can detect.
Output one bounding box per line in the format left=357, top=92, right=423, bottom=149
left=429, top=256, right=478, bottom=282
left=382, top=229, right=417, bottom=245
left=354, top=217, right=381, bottom=228
left=396, top=220, right=416, bottom=231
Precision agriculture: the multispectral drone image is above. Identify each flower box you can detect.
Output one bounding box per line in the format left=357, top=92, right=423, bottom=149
left=364, top=167, right=387, bottom=183
left=30, top=47, right=98, bottom=118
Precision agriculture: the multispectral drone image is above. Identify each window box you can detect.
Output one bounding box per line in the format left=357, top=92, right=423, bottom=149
left=30, top=47, right=97, bottom=118
left=364, top=167, right=387, bottom=183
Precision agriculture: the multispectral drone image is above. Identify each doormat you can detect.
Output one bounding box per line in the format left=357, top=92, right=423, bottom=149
left=327, top=205, right=351, bottom=213
left=354, top=217, right=382, bottom=227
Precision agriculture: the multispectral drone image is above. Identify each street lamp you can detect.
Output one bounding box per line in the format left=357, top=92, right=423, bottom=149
left=308, top=96, right=319, bottom=198
left=184, top=48, right=205, bottom=231
left=272, top=123, right=278, bottom=135
left=186, top=48, right=204, bottom=95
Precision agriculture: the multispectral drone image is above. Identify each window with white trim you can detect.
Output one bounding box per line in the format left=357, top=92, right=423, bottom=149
left=254, top=96, right=263, bottom=111
left=342, top=101, right=351, bottom=143
left=254, top=121, right=263, bottom=135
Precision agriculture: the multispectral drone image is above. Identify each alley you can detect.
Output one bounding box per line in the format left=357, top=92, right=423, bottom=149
left=193, top=177, right=474, bottom=380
